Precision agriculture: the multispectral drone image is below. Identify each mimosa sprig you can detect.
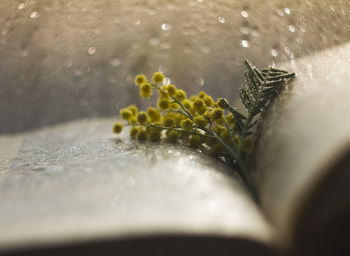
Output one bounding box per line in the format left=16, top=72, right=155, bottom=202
left=113, top=60, right=295, bottom=201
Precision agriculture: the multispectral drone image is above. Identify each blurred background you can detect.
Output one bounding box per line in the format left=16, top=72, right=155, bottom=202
left=0, top=0, right=349, bottom=134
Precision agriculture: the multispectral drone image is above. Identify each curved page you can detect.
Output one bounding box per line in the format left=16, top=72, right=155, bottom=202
left=0, top=118, right=274, bottom=255
left=255, top=42, right=350, bottom=252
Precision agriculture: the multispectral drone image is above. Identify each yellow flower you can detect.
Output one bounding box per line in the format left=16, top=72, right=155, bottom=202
left=162, top=118, right=172, bottom=127
left=134, top=74, right=147, bottom=86
left=157, top=98, right=170, bottom=110
left=242, top=138, right=254, bottom=152
left=149, top=130, right=162, bottom=142
left=217, top=98, right=228, bottom=109
left=197, top=107, right=206, bottom=115
left=175, top=89, right=186, bottom=101
left=113, top=122, right=123, bottom=134
left=170, top=102, right=179, bottom=109
left=137, top=111, right=148, bottom=124
left=147, top=107, right=162, bottom=122
left=137, top=128, right=147, bottom=140
left=130, top=127, right=140, bottom=139
left=180, top=118, right=193, bottom=130
left=152, top=71, right=165, bottom=84
left=189, top=135, right=202, bottom=148
left=193, top=99, right=204, bottom=111
left=129, top=116, right=137, bottom=125
left=158, top=86, right=168, bottom=98
left=167, top=84, right=177, bottom=96
left=183, top=99, right=192, bottom=111
left=213, top=125, right=227, bottom=136
left=211, top=108, right=224, bottom=122
left=120, top=108, right=132, bottom=121
left=204, top=95, right=214, bottom=107
left=203, top=111, right=211, bottom=121
left=205, top=136, right=216, bottom=146
left=198, top=91, right=207, bottom=99
left=140, top=82, right=152, bottom=98
left=194, top=116, right=208, bottom=128
left=227, top=113, right=235, bottom=124
left=190, top=95, right=197, bottom=102
left=234, top=134, right=241, bottom=147
left=127, top=104, right=138, bottom=115
left=209, top=143, right=223, bottom=156
left=166, top=130, right=179, bottom=143
left=220, top=129, right=230, bottom=141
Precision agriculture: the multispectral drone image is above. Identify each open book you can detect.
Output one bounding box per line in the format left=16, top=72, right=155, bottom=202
left=1, top=44, right=350, bottom=256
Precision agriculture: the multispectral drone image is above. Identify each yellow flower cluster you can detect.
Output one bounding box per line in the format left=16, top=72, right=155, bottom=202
left=113, top=71, right=243, bottom=157
left=113, top=62, right=294, bottom=202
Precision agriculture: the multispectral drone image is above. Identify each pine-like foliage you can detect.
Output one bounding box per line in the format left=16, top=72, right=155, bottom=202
left=238, top=60, right=295, bottom=139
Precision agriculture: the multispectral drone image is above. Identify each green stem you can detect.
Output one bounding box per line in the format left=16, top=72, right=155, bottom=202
left=170, top=96, right=193, bottom=120
left=145, top=122, right=214, bottom=139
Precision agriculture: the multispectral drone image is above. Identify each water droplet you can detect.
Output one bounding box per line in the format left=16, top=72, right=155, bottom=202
left=241, top=11, right=249, bottom=18
left=241, top=40, right=250, bottom=48
left=126, top=75, right=133, bottom=83
left=198, top=77, right=205, bottom=86
left=21, top=50, right=28, bottom=57
left=252, top=30, right=260, bottom=37
left=18, top=3, right=25, bottom=10
left=73, top=68, right=84, bottom=77
left=64, top=60, right=72, bottom=68
left=276, top=9, right=284, bottom=16
left=300, top=26, right=306, bottom=33
left=271, top=49, right=278, bottom=57
left=288, top=25, right=295, bottom=32
left=283, top=46, right=291, bottom=55
left=218, top=16, right=226, bottom=23
left=330, top=5, right=336, bottom=12
left=149, top=38, right=160, bottom=46
left=88, top=47, right=96, bottom=55
left=201, top=46, right=210, bottom=54
left=296, top=37, right=303, bottom=44
left=161, top=42, right=171, bottom=50
left=197, top=0, right=203, bottom=3
left=110, top=58, right=121, bottom=67
left=127, top=177, right=136, bottom=186
left=240, top=27, right=249, bottom=35
left=163, top=77, right=171, bottom=85
left=284, top=8, right=291, bottom=14
left=30, top=11, right=38, bottom=19
left=161, top=23, right=172, bottom=31
left=134, top=18, right=141, bottom=26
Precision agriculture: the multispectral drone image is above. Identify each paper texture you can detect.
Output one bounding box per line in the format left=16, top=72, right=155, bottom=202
left=255, top=42, right=350, bottom=245
left=0, top=119, right=273, bottom=253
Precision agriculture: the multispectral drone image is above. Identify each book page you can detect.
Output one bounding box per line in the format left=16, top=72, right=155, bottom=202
left=254, top=42, right=350, bottom=252
left=0, top=118, right=275, bottom=255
